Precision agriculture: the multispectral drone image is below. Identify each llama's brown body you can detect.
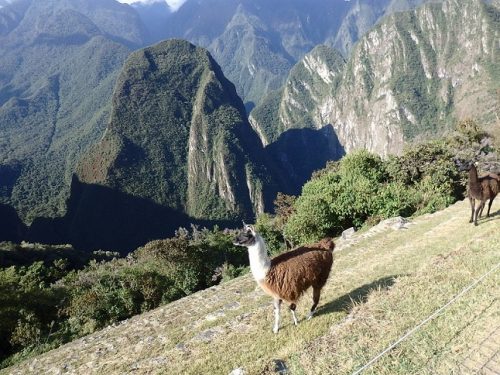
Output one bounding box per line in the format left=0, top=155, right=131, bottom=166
left=468, top=165, right=499, bottom=225
left=259, top=238, right=334, bottom=304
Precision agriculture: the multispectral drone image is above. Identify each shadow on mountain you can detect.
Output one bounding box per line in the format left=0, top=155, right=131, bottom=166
left=28, top=176, right=236, bottom=255
left=244, top=101, right=255, bottom=114
left=315, top=275, right=398, bottom=318
left=0, top=203, right=27, bottom=242
left=265, top=125, right=345, bottom=195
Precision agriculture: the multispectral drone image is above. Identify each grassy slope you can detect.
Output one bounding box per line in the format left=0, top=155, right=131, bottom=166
left=3, top=199, right=499, bottom=375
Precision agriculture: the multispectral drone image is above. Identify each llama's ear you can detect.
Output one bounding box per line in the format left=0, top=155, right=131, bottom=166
left=243, top=222, right=255, bottom=233
left=243, top=221, right=254, bottom=233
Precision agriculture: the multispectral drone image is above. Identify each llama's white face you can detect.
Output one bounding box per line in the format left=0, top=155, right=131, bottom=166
left=233, top=225, right=257, bottom=247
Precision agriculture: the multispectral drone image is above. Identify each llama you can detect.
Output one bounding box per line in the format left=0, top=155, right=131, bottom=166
left=461, top=162, right=499, bottom=225
left=234, top=224, right=334, bottom=333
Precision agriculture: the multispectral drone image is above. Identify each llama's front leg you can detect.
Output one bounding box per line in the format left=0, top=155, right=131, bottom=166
left=479, top=202, right=485, bottom=218
left=273, top=299, right=282, bottom=334
left=289, top=303, right=298, bottom=326
left=469, top=197, right=475, bottom=223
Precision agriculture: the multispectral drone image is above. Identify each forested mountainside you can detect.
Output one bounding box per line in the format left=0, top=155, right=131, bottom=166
left=251, top=0, right=500, bottom=161
left=27, top=39, right=276, bottom=253
left=0, top=0, right=145, bottom=223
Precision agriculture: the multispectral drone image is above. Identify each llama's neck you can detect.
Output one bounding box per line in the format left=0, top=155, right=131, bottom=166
left=247, top=235, right=271, bottom=281
left=469, top=165, right=482, bottom=195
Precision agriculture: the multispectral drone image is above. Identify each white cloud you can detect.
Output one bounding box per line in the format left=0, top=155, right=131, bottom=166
left=117, top=0, right=187, bottom=12
left=165, top=0, right=187, bottom=11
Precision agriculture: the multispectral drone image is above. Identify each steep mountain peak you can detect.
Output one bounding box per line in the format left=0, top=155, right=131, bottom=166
left=73, top=39, right=273, bottom=251
left=228, top=3, right=267, bottom=30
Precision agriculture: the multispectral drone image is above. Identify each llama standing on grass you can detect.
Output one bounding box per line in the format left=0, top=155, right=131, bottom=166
left=460, top=162, right=499, bottom=225
left=234, top=224, right=334, bottom=333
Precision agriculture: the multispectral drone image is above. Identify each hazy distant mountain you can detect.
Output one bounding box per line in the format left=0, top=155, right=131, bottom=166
left=130, top=0, right=171, bottom=44
left=133, top=0, right=433, bottom=108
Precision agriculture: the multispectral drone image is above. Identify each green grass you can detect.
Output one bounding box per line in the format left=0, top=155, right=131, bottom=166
left=3, top=199, right=500, bottom=374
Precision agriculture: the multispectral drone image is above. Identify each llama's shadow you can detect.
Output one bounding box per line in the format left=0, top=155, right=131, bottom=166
left=314, top=275, right=399, bottom=318
left=477, top=209, right=500, bottom=225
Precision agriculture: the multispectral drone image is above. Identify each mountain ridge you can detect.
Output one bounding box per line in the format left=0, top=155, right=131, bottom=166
left=251, top=0, right=499, bottom=160
left=0, top=0, right=142, bottom=223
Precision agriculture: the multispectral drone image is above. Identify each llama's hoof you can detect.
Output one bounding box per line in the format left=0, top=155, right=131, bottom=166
left=273, top=327, right=279, bottom=334
left=474, top=222, right=478, bottom=226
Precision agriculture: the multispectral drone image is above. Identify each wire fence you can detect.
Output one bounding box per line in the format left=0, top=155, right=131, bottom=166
left=351, top=261, right=500, bottom=375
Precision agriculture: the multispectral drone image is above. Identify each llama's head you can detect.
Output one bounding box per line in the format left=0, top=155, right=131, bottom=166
left=454, top=158, right=476, bottom=172
left=233, top=223, right=257, bottom=247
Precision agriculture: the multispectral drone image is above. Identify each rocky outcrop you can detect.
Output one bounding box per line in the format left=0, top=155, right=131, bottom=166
left=251, top=0, right=499, bottom=157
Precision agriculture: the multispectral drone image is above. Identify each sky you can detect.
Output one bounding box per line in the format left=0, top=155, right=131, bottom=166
left=117, top=0, right=187, bottom=11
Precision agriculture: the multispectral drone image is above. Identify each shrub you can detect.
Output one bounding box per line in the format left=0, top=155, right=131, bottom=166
left=284, top=143, right=466, bottom=245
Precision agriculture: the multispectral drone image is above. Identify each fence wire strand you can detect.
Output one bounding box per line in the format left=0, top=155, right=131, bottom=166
left=351, top=261, right=500, bottom=375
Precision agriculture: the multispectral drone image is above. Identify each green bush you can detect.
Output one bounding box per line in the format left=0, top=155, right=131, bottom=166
left=284, top=143, right=466, bottom=245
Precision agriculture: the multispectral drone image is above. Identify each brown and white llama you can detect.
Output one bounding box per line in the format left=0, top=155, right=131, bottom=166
left=460, top=162, right=499, bottom=225
left=234, top=224, right=334, bottom=333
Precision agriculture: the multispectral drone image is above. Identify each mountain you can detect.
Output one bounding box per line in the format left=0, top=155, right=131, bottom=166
left=130, top=0, right=171, bottom=44
left=330, top=0, right=429, bottom=56
left=135, top=0, right=433, bottom=108
left=0, top=0, right=147, bottom=223
left=0, top=0, right=441, bottom=228
left=251, top=0, right=500, bottom=161
left=250, top=45, right=347, bottom=194
left=35, top=39, right=274, bottom=252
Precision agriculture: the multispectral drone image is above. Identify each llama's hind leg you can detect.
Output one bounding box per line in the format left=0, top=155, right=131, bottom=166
left=486, top=198, right=494, bottom=217
left=307, top=287, right=321, bottom=320
left=273, top=298, right=282, bottom=334
left=474, top=202, right=485, bottom=226
left=479, top=203, right=485, bottom=218
left=289, top=303, right=298, bottom=326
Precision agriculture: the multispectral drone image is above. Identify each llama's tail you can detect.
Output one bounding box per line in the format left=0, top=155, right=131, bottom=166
left=318, top=237, right=335, bottom=252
